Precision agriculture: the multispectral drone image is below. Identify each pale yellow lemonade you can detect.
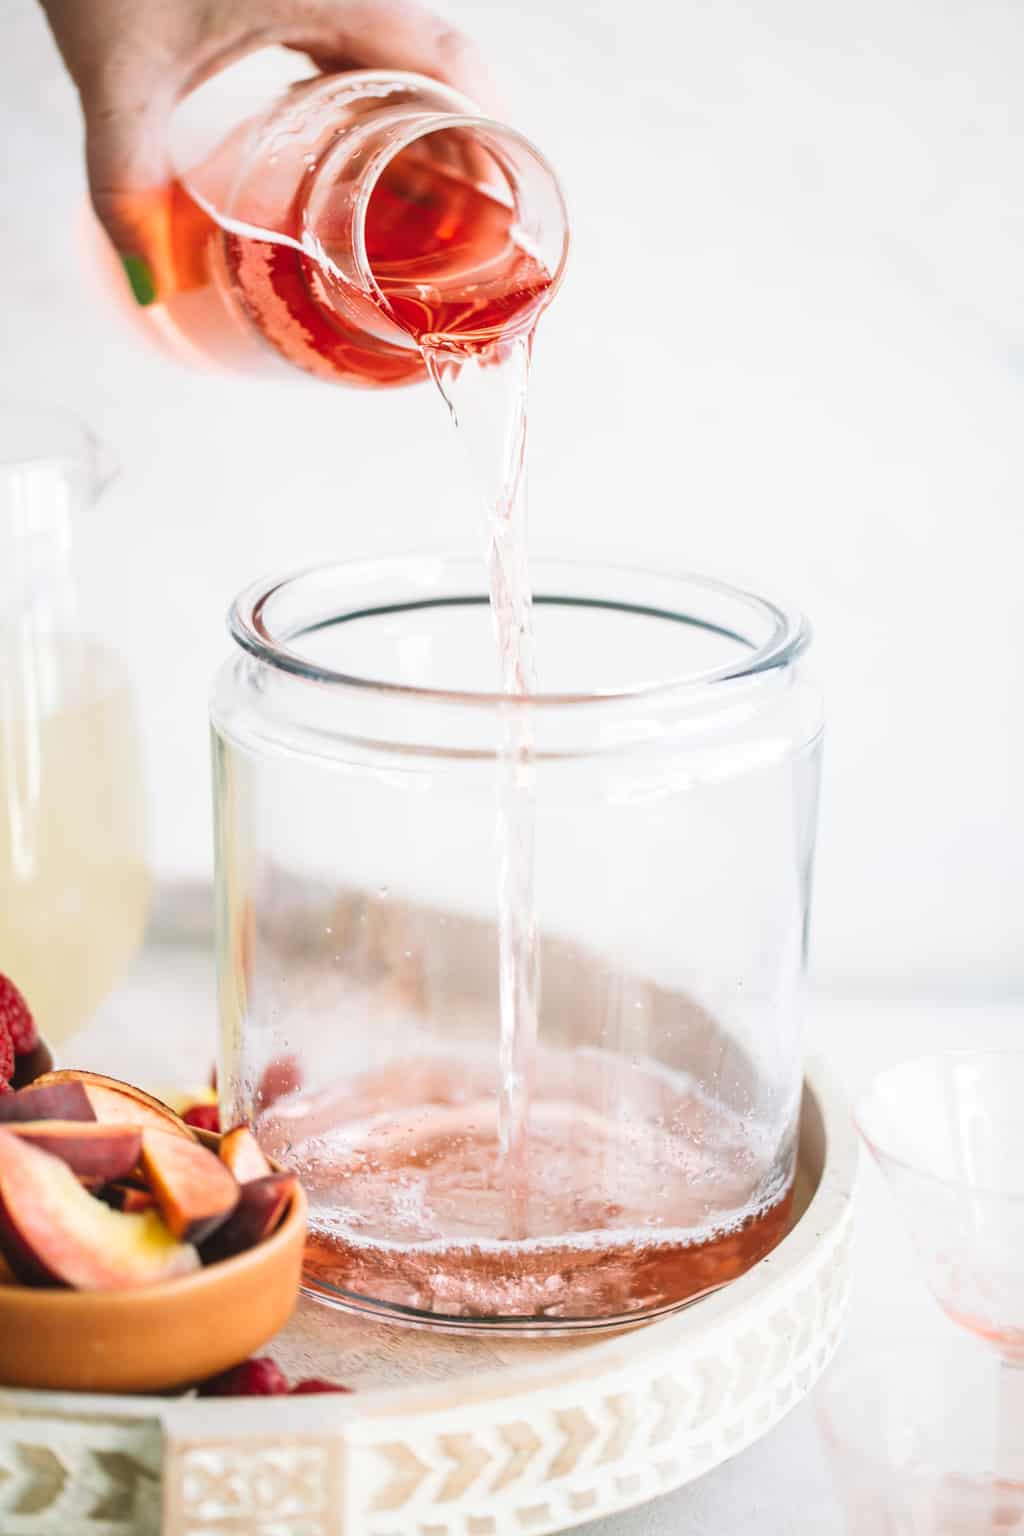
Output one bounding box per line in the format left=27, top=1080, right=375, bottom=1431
left=0, top=642, right=150, bottom=1044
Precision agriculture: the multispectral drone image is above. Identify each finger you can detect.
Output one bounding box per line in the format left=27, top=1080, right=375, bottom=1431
left=286, top=0, right=501, bottom=111
left=80, top=73, right=179, bottom=304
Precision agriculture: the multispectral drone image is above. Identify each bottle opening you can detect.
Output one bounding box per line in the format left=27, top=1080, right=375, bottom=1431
left=354, top=130, right=553, bottom=350
left=309, top=114, right=569, bottom=356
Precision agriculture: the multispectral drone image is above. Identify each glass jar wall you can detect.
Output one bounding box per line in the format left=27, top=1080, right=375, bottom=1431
left=211, top=555, right=822, bottom=1330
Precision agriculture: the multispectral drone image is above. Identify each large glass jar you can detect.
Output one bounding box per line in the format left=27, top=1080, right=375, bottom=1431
left=211, top=555, right=822, bottom=1331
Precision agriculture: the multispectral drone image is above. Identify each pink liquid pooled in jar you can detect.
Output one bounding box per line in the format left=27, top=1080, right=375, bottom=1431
left=263, top=1053, right=795, bottom=1323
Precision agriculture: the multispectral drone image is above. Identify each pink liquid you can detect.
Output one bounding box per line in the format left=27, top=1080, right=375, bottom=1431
left=136, top=150, right=553, bottom=384
left=264, top=1055, right=795, bottom=1323
left=943, top=1307, right=1024, bottom=1361
left=425, top=338, right=541, bottom=1241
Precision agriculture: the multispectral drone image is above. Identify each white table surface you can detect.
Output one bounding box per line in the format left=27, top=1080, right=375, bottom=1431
left=73, top=916, right=1022, bottom=1536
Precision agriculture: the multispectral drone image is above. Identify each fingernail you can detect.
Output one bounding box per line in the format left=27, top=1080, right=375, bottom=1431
left=121, top=254, right=156, bottom=307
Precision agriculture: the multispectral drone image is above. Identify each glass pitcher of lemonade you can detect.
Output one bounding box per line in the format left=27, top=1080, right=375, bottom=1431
left=0, top=406, right=150, bottom=1046
left=103, top=51, right=568, bottom=384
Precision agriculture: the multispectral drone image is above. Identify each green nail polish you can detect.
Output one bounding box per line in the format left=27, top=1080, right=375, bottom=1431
left=122, top=254, right=156, bottom=307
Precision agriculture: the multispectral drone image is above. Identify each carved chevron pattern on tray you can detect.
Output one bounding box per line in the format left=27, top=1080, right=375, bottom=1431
left=0, top=1070, right=854, bottom=1536
left=0, top=1416, right=161, bottom=1536
left=0, top=1210, right=851, bottom=1536
left=353, top=1215, right=853, bottom=1536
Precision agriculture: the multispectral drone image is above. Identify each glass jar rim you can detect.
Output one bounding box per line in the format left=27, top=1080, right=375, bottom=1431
left=228, top=553, right=811, bottom=711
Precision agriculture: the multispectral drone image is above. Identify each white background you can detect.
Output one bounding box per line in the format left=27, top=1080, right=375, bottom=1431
left=2, top=0, right=1022, bottom=996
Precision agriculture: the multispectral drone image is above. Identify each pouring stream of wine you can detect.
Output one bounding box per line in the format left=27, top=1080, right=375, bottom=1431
left=425, top=337, right=540, bottom=1239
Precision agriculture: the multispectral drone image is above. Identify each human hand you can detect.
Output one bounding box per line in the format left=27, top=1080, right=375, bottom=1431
left=38, top=0, right=490, bottom=303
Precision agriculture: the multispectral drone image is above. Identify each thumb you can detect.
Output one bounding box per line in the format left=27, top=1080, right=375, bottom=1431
left=81, top=82, right=176, bottom=306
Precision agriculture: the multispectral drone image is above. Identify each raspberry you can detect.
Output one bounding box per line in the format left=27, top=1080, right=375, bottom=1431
left=291, top=1379, right=353, bottom=1395
left=198, top=1358, right=288, bottom=1396
left=0, top=975, right=37, bottom=1057
left=0, top=1020, right=13, bottom=1093
left=183, top=1102, right=221, bottom=1133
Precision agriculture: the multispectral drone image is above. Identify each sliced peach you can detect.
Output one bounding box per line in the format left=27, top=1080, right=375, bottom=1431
left=218, top=1125, right=272, bottom=1184
left=31, top=1071, right=195, bottom=1140
left=201, top=1173, right=296, bottom=1263
left=102, top=1182, right=156, bottom=1214
left=0, top=1081, right=95, bottom=1125
left=0, top=1130, right=198, bottom=1289
left=6, top=1123, right=141, bottom=1186
left=140, top=1129, right=239, bottom=1244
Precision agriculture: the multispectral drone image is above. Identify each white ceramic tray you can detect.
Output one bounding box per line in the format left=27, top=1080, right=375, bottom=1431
left=0, top=1056, right=855, bottom=1536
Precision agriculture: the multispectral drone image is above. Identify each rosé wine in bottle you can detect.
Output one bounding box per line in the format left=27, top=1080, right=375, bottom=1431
left=117, top=68, right=567, bottom=385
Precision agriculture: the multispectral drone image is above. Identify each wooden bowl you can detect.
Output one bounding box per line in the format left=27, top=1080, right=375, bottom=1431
left=0, top=1131, right=307, bottom=1394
